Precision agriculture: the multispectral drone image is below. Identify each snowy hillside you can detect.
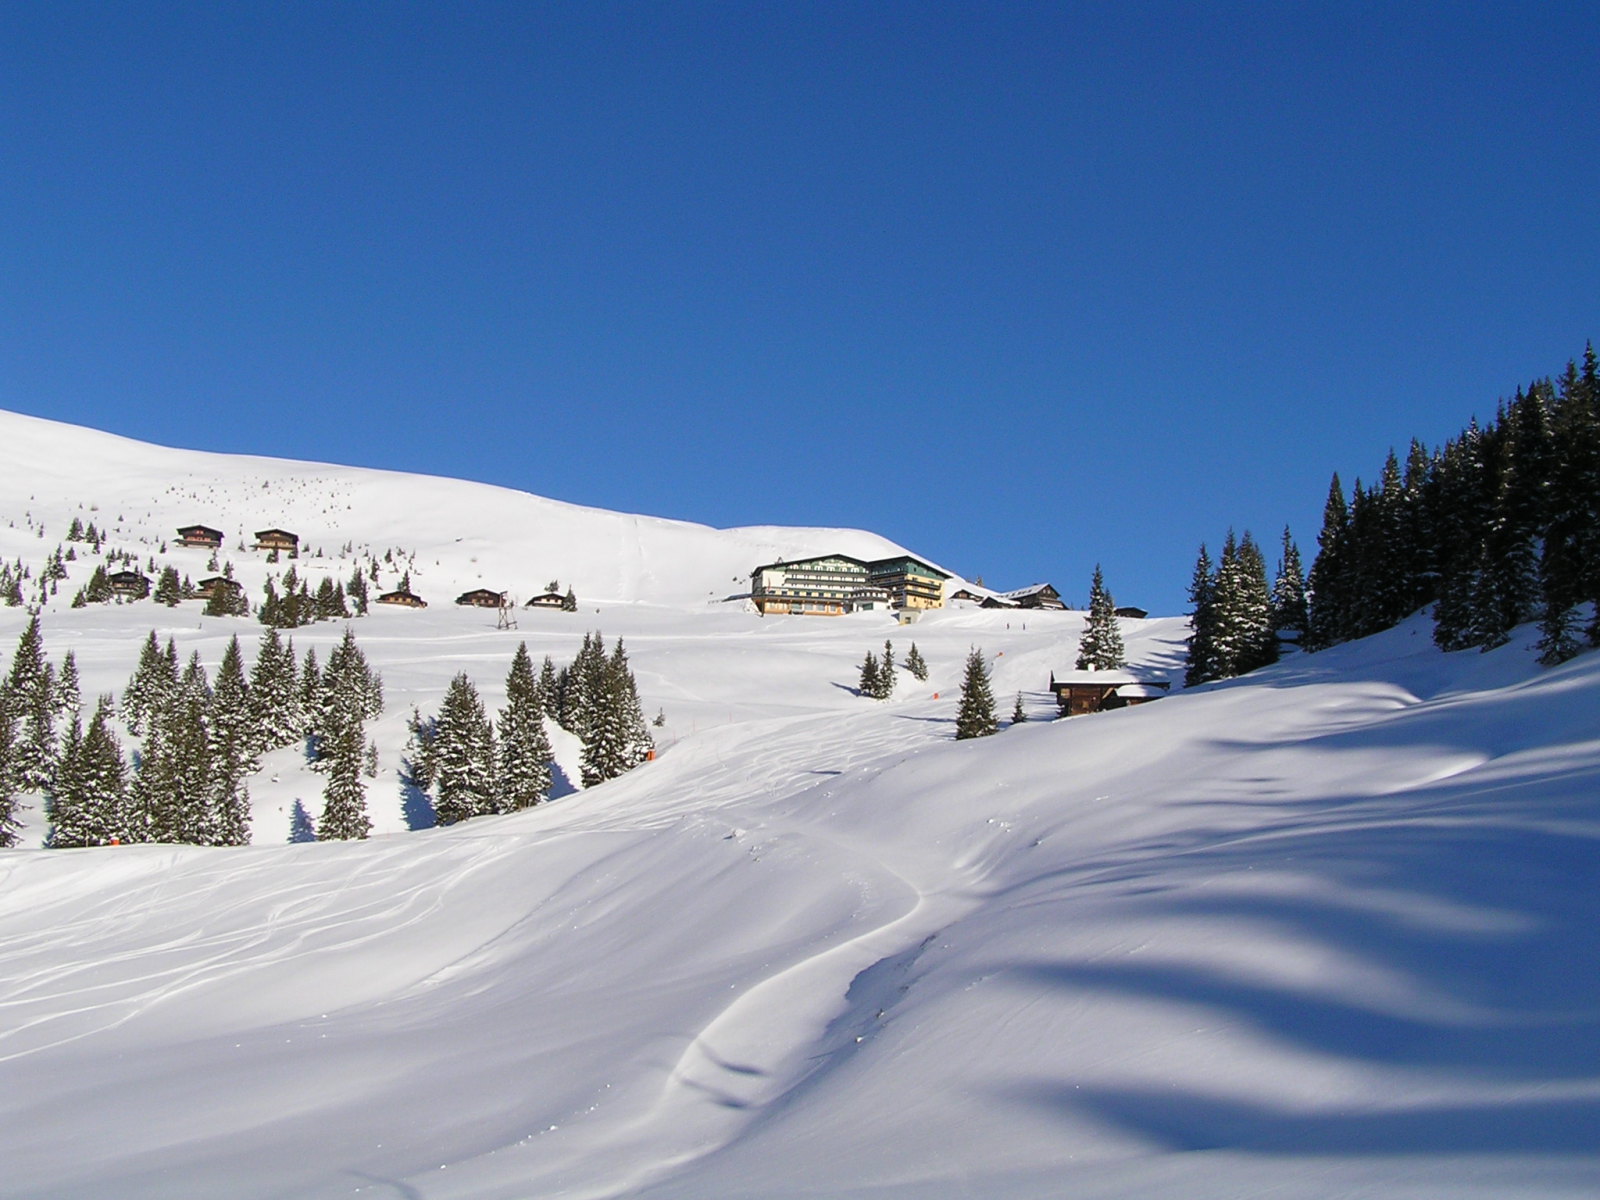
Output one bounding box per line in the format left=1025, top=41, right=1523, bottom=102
left=0, top=410, right=1597, bottom=1198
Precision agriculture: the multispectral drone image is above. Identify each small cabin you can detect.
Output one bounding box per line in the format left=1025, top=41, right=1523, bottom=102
left=1000, top=583, right=1067, bottom=610
left=1049, top=670, right=1171, bottom=717
left=1114, top=606, right=1149, bottom=620
left=456, top=588, right=506, bottom=609
left=196, top=576, right=242, bottom=600
left=524, top=592, right=566, bottom=609
left=376, top=589, right=427, bottom=609
left=108, top=570, right=150, bottom=599
left=176, top=524, right=224, bottom=549
left=254, top=529, right=299, bottom=554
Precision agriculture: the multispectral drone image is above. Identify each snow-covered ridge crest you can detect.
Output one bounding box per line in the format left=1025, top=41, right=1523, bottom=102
left=0, top=407, right=913, bottom=605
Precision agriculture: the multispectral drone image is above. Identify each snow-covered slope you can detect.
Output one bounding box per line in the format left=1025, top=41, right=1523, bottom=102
left=0, top=408, right=917, bottom=607
left=0, top=410, right=1596, bottom=1198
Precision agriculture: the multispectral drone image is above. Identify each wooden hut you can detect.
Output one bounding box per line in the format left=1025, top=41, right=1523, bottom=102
left=1048, top=670, right=1171, bottom=717
left=1114, top=606, right=1149, bottom=620
left=176, top=524, right=224, bottom=549
left=253, top=529, right=299, bottom=554
left=196, top=576, right=242, bottom=600
left=999, top=583, right=1067, bottom=610
left=376, top=589, right=427, bottom=609
left=524, top=592, right=566, bottom=609
left=456, top=588, right=507, bottom=609
left=108, top=570, right=150, bottom=599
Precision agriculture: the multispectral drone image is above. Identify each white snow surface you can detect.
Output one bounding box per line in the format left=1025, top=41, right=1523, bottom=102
left=0, top=409, right=1597, bottom=1198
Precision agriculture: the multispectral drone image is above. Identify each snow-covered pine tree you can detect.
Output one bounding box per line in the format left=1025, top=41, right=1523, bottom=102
left=297, top=646, right=322, bottom=736
left=51, top=700, right=131, bottom=846
left=1075, top=564, right=1125, bottom=671
left=1304, top=474, right=1350, bottom=650
left=1184, top=543, right=1218, bottom=686
left=55, top=651, right=82, bottom=721
left=858, top=649, right=882, bottom=698
left=879, top=639, right=895, bottom=698
left=562, top=586, right=578, bottom=612
left=7, top=617, right=57, bottom=791
left=432, top=672, right=496, bottom=824
left=0, top=691, right=21, bottom=847
left=904, top=642, right=928, bottom=682
left=954, top=647, right=997, bottom=740
left=153, top=565, right=182, bottom=607
left=1269, top=527, right=1309, bottom=639
left=248, top=628, right=301, bottom=752
left=210, top=635, right=257, bottom=779
left=537, top=654, right=559, bottom=713
left=497, top=642, right=553, bottom=811
left=317, top=719, right=371, bottom=840
left=580, top=640, right=652, bottom=786
left=1011, top=691, right=1025, bottom=725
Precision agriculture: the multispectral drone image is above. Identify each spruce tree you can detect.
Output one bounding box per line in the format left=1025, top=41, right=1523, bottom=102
left=497, top=643, right=554, bottom=811
left=1011, top=692, right=1026, bottom=725
left=0, top=691, right=20, bottom=847
left=317, top=719, right=371, bottom=840
left=154, top=565, right=182, bottom=607
left=1075, top=564, right=1125, bottom=670
left=1185, top=544, right=1219, bottom=686
left=879, top=639, right=896, bottom=698
left=954, top=648, right=997, bottom=740
left=1269, top=527, right=1309, bottom=639
left=858, top=650, right=882, bottom=699
left=580, top=640, right=652, bottom=786
left=8, top=617, right=56, bottom=790
left=1305, top=474, right=1350, bottom=650
left=904, top=643, right=928, bottom=682
left=432, top=672, right=496, bottom=824
left=210, top=635, right=257, bottom=778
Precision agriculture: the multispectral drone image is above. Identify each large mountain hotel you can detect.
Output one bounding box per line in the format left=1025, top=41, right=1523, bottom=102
left=750, top=553, right=951, bottom=615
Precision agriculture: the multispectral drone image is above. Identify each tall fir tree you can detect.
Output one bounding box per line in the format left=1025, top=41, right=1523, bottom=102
left=904, top=643, right=929, bottom=682
left=0, top=688, right=21, bottom=847
left=954, top=648, right=997, bottom=740
left=1184, top=543, right=1219, bottom=686
left=432, top=672, right=496, bottom=824
left=858, top=649, right=882, bottom=698
left=879, top=639, right=896, bottom=698
left=497, top=642, right=553, bottom=811
left=317, top=719, right=371, bottom=840
left=1269, top=527, right=1309, bottom=639
left=1305, top=474, right=1350, bottom=650
left=1075, top=564, right=1125, bottom=670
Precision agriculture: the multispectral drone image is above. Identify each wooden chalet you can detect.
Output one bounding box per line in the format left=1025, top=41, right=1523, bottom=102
left=1114, top=606, right=1149, bottom=620
left=196, top=576, right=242, bottom=600
left=524, top=591, right=566, bottom=609
left=456, top=588, right=506, bottom=609
left=1000, top=583, right=1067, bottom=610
left=253, top=529, right=299, bottom=554
left=1048, top=670, right=1171, bottom=717
left=176, top=524, right=224, bottom=549
left=376, top=589, right=427, bottom=609
left=108, top=570, right=150, bottom=599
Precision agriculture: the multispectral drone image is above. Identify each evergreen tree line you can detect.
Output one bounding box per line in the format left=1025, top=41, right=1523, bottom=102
left=1185, top=528, right=1306, bottom=686
left=258, top=564, right=372, bottom=628
left=0, top=616, right=386, bottom=849
left=409, top=633, right=651, bottom=826
left=1304, top=344, right=1600, bottom=664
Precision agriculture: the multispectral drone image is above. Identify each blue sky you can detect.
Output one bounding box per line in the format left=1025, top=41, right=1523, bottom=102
left=3, top=2, right=1597, bottom=612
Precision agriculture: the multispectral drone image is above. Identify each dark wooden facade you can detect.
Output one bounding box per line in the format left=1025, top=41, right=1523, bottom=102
left=1049, top=671, right=1171, bottom=716
left=254, top=529, right=299, bottom=553
left=176, top=524, right=224, bottom=549
left=196, top=576, right=242, bottom=599
left=1114, top=606, right=1149, bottom=620
left=524, top=592, right=566, bottom=609
left=456, top=588, right=507, bottom=608
left=376, top=589, right=427, bottom=608
left=109, top=570, right=150, bottom=599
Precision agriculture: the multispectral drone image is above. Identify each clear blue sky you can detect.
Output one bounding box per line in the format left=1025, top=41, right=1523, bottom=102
left=4, top=3, right=1597, bottom=612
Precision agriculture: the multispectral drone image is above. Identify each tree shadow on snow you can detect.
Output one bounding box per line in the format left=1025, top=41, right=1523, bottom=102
left=549, top=759, right=578, bottom=801
left=288, top=800, right=317, bottom=843
left=399, top=759, right=435, bottom=831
